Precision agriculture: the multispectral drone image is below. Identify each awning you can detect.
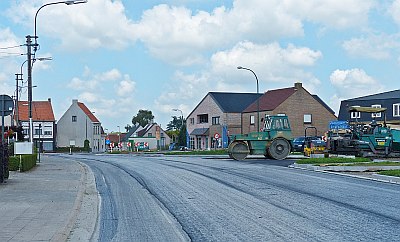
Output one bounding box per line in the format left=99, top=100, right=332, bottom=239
left=190, top=128, right=209, bottom=136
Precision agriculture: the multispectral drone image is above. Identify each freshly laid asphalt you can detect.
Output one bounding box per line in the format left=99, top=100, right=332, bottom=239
left=0, top=154, right=98, bottom=242
left=0, top=153, right=399, bottom=242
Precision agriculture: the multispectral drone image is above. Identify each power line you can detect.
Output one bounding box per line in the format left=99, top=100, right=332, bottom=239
left=0, top=44, right=24, bottom=50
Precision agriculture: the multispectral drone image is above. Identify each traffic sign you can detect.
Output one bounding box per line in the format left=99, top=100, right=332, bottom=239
left=214, top=133, right=220, bottom=139
left=0, top=95, right=13, bottom=116
left=106, top=139, right=110, bottom=145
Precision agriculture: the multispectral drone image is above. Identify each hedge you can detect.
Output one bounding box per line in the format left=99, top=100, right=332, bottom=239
left=9, top=154, right=37, bottom=172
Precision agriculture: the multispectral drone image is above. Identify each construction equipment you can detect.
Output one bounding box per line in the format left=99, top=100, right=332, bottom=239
left=303, top=126, right=326, bottom=157
left=228, top=115, right=293, bottom=160
left=327, top=106, right=400, bottom=157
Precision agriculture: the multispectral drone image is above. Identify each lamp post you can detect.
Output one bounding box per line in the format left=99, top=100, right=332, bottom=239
left=38, top=123, right=41, bottom=163
left=26, top=0, right=87, bottom=143
left=237, top=66, right=260, bottom=133
left=117, top=125, right=121, bottom=150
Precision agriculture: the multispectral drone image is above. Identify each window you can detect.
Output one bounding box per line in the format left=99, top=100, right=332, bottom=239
left=189, top=137, right=195, bottom=149
left=394, top=104, right=400, bottom=117
left=250, top=115, right=255, bottom=125
left=34, top=129, right=42, bottom=135
left=212, top=116, right=220, bottom=125
left=350, top=106, right=361, bottom=119
left=148, top=133, right=152, bottom=137
left=190, top=118, right=194, bottom=125
left=371, top=104, right=382, bottom=118
left=44, top=131, right=52, bottom=135
left=304, top=114, right=312, bottom=124
left=72, top=116, right=77, bottom=122
left=198, top=114, right=208, bottom=124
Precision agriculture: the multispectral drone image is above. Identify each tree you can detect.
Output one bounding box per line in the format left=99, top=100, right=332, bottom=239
left=132, top=110, right=154, bottom=127
left=177, top=122, right=187, bottom=147
left=166, top=116, right=184, bottom=131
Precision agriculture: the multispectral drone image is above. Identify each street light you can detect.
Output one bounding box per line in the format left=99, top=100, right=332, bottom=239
left=172, top=108, right=184, bottom=129
left=15, top=57, right=51, bottom=126
left=117, top=125, right=121, bottom=150
left=26, top=0, right=87, bottom=143
left=237, top=66, right=260, bottom=133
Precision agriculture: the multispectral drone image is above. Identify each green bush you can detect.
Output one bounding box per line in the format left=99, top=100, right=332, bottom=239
left=9, top=156, right=19, bottom=171
left=8, top=154, right=37, bottom=172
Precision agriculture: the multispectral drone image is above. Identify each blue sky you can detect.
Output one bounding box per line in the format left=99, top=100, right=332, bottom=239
left=1, top=0, right=399, bottom=132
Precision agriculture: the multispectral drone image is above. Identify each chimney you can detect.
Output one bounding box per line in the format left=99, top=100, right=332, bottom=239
left=294, top=82, right=302, bottom=89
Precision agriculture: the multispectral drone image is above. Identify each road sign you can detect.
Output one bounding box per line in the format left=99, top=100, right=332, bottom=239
left=0, top=95, right=13, bottom=116
left=214, top=133, right=220, bottom=139
left=106, top=139, right=110, bottom=145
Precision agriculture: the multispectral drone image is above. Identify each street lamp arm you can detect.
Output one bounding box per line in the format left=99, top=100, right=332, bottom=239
left=34, top=0, right=88, bottom=51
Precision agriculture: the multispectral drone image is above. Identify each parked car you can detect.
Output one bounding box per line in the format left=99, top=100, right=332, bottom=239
left=292, top=136, right=322, bottom=152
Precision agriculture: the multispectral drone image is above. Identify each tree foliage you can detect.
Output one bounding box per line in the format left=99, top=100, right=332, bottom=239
left=132, top=110, right=154, bottom=127
left=166, top=116, right=184, bottom=131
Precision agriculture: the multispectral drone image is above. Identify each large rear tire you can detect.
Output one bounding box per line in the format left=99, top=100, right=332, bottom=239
left=229, top=141, right=249, bottom=161
left=268, top=138, right=290, bottom=160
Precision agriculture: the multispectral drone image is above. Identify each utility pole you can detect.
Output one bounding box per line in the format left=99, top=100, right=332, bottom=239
left=26, top=35, right=34, bottom=143
left=15, top=73, right=22, bottom=127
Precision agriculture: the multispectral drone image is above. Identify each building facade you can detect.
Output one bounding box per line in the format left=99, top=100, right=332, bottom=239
left=338, top=89, right=400, bottom=129
left=186, top=92, right=262, bottom=150
left=56, top=99, right=103, bottom=152
left=17, top=99, right=56, bottom=151
left=242, top=83, right=337, bottom=137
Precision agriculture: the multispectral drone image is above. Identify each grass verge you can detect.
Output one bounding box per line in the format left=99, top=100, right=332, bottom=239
left=378, top=170, right=400, bottom=177
left=295, top=157, right=371, bottom=165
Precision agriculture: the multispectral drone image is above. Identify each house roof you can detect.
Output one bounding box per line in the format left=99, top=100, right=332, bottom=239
left=345, top=89, right=400, bottom=101
left=18, top=100, right=55, bottom=121
left=107, top=133, right=126, bottom=143
left=312, top=95, right=335, bottom=115
left=122, top=125, right=141, bottom=141
left=209, top=92, right=263, bottom=113
left=137, top=123, right=155, bottom=137
left=243, top=87, right=296, bottom=112
left=77, top=102, right=99, bottom=123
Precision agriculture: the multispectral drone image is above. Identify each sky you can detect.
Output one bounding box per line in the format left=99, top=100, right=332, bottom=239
left=1, top=0, right=399, bottom=132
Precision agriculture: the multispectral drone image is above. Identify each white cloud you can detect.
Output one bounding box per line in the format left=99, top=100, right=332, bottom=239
left=210, top=41, right=322, bottom=88
left=389, top=0, right=400, bottom=25
left=330, top=68, right=385, bottom=99
left=9, top=0, right=137, bottom=51
left=116, top=75, right=136, bottom=97
left=342, top=34, right=400, bottom=60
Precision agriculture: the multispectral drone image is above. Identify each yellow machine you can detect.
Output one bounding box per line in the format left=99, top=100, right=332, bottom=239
left=303, top=126, right=326, bottom=157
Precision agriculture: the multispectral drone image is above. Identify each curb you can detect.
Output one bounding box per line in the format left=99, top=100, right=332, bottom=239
left=290, top=163, right=400, bottom=185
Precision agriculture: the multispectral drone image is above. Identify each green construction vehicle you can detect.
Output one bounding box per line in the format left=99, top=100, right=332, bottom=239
left=228, top=115, right=293, bottom=160
left=327, top=106, right=400, bottom=157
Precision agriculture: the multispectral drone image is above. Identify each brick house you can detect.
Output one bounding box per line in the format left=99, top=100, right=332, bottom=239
left=186, top=92, right=262, bottom=150
left=242, top=82, right=337, bottom=137
left=17, top=99, right=56, bottom=151
left=338, top=89, right=400, bottom=129
left=56, top=99, right=104, bottom=152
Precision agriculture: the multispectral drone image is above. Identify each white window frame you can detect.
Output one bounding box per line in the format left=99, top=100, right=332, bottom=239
left=394, top=104, right=400, bottom=117
left=350, top=106, right=361, bottom=119
left=304, top=114, right=312, bottom=124
left=371, top=104, right=381, bottom=118
left=250, top=115, right=255, bottom=125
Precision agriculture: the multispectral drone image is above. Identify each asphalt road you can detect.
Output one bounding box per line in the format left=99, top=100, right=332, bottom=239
left=67, top=154, right=400, bottom=241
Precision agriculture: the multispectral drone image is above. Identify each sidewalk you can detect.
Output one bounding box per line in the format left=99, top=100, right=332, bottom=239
left=0, top=154, right=98, bottom=242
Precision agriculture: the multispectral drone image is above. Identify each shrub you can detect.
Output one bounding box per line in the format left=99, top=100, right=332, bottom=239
left=9, top=154, right=37, bottom=172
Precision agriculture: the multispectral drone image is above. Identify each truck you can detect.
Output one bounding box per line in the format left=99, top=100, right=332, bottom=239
left=228, top=115, right=293, bottom=160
